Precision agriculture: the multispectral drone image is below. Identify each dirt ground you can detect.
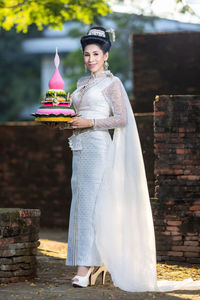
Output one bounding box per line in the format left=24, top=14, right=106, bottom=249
left=0, top=229, right=199, bottom=300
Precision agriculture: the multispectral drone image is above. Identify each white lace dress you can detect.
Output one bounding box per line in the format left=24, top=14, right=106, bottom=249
left=66, top=71, right=127, bottom=266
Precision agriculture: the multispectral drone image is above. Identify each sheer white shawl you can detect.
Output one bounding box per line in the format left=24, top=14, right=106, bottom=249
left=94, top=81, right=200, bottom=292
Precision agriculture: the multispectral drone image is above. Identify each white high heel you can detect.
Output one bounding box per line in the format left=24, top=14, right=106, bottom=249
left=72, top=266, right=94, bottom=288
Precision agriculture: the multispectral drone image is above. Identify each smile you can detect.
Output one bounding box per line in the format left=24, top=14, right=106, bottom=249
left=88, top=64, right=97, bottom=67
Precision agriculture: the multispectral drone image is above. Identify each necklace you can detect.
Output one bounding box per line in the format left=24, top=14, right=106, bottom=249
left=77, top=71, right=113, bottom=113
left=79, top=76, right=107, bottom=104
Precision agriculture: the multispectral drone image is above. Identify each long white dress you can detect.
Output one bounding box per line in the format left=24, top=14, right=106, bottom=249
left=66, top=71, right=126, bottom=266
left=66, top=70, right=200, bottom=292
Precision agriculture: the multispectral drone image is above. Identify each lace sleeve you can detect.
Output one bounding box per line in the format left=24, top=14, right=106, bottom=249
left=95, top=77, right=127, bottom=130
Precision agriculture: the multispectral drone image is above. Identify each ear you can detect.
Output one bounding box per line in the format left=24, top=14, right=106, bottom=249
left=104, top=52, right=109, bottom=61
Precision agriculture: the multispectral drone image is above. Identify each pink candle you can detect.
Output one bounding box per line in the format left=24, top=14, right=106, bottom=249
left=48, top=48, right=65, bottom=90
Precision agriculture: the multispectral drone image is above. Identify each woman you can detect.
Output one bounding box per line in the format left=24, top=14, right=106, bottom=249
left=66, top=26, right=126, bottom=286
left=65, top=26, right=200, bottom=292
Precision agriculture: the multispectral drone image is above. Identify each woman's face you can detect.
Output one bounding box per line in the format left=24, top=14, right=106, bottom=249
left=84, top=44, right=108, bottom=76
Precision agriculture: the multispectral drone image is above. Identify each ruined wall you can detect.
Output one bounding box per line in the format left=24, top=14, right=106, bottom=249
left=153, top=95, right=200, bottom=263
left=0, top=116, right=154, bottom=228
left=132, top=31, right=200, bottom=112
left=0, top=122, right=72, bottom=228
left=0, top=208, right=40, bottom=283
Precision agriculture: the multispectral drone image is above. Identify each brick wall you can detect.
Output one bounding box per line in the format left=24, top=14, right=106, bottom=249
left=0, top=116, right=154, bottom=228
left=0, top=122, right=72, bottom=228
left=132, top=31, right=200, bottom=113
left=0, top=208, right=40, bottom=283
left=153, top=95, right=200, bottom=263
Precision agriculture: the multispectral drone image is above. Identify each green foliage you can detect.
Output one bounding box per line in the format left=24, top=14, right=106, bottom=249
left=62, top=23, right=87, bottom=92
left=0, top=0, right=111, bottom=33
left=0, top=26, right=41, bottom=121
left=64, top=48, right=85, bottom=93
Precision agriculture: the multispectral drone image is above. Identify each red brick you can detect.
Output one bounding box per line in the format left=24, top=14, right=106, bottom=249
left=172, top=240, right=183, bottom=246
left=167, top=221, right=182, bottom=226
left=187, top=175, right=200, bottom=180
left=165, top=201, right=175, bottom=205
left=173, top=169, right=184, bottom=175
left=179, top=133, right=185, bottom=137
left=177, top=175, right=200, bottom=180
left=176, top=149, right=185, bottom=154
left=165, top=215, right=180, bottom=220
left=186, top=257, right=200, bottom=263
left=171, top=236, right=182, bottom=241
left=171, top=231, right=181, bottom=236
left=184, top=241, right=199, bottom=246
left=186, top=128, right=196, bottom=133
left=194, top=200, right=200, bottom=205
left=161, top=231, right=171, bottom=236
left=167, top=251, right=183, bottom=257
left=184, top=252, right=199, bottom=257
left=0, top=238, right=15, bottom=245
left=183, top=170, right=192, bottom=175
left=172, top=246, right=200, bottom=252
left=154, top=133, right=167, bottom=138
left=155, top=168, right=174, bottom=175
left=185, top=236, right=199, bottom=241
left=178, top=128, right=185, bottom=133
left=189, top=206, right=200, bottom=211
left=166, top=226, right=180, bottom=232
left=186, top=233, right=199, bottom=237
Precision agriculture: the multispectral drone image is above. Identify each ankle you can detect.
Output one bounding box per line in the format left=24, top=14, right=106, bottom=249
left=77, top=266, right=90, bottom=276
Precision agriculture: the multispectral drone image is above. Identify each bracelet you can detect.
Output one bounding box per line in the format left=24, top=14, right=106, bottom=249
left=91, top=119, right=96, bottom=129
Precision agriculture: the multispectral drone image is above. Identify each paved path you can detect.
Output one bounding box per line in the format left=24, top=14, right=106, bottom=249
left=0, top=229, right=199, bottom=300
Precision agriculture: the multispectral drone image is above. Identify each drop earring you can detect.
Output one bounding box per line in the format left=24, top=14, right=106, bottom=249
left=84, top=64, right=87, bottom=73
left=104, top=61, right=109, bottom=71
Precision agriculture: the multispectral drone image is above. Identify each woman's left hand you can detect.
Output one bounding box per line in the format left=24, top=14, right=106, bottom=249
left=69, top=117, right=93, bottom=129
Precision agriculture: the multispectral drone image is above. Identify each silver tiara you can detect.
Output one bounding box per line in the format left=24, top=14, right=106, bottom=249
left=88, top=28, right=115, bottom=42
left=88, top=29, right=106, bottom=38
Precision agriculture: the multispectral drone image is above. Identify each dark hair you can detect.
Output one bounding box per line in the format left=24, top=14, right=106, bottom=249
left=80, top=26, right=111, bottom=54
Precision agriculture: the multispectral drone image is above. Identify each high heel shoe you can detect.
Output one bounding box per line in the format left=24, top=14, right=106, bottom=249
left=90, top=266, right=107, bottom=286
left=72, top=266, right=94, bottom=288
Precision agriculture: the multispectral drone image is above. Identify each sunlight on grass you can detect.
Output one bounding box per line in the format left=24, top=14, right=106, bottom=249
left=38, top=234, right=200, bottom=282
left=38, top=238, right=68, bottom=259
left=157, top=263, right=200, bottom=281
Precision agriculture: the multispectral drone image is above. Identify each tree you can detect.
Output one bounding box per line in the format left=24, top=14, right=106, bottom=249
left=0, top=0, right=111, bottom=33
left=0, top=26, right=41, bottom=121
left=0, top=0, right=195, bottom=34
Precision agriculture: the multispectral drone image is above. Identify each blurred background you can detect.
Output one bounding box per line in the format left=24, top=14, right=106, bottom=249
left=1, top=0, right=200, bottom=122
left=0, top=1, right=200, bottom=272
left=1, top=0, right=200, bottom=229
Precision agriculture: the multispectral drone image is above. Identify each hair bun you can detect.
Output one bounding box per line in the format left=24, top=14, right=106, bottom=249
left=81, top=26, right=112, bottom=53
